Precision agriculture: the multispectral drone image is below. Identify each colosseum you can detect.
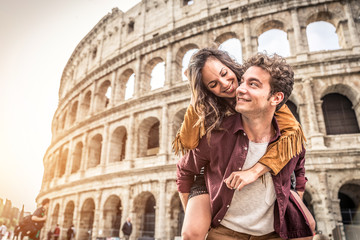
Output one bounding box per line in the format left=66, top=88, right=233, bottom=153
left=36, top=0, right=360, bottom=239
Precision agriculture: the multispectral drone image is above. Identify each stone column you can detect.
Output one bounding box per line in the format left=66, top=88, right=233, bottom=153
left=65, top=139, right=75, bottom=179
left=291, top=8, right=309, bottom=60
left=165, top=44, right=173, bottom=87
left=109, top=71, right=117, bottom=108
left=74, top=193, right=81, bottom=240
left=134, top=53, right=143, bottom=97
left=124, top=114, right=135, bottom=168
left=155, top=180, right=167, bottom=240
left=100, top=123, right=110, bottom=168
left=344, top=1, right=360, bottom=48
left=243, top=19, right=252, bottom=59
left=353, top=99, right=360, bottom=128
left=302, top=78, right=326, bottom=149
left=92, top=190, right=103, bottom=240
left=160, top=104, right=169, bottom=157
left=314, top=100, right=327, bottom=135
left=312, top=170, right=336, bottom=236
left=121, top=186, right=131, bottom=239
left=90, top=83, right=97, bottom=116
left=80, top=132, right=89, bottom=173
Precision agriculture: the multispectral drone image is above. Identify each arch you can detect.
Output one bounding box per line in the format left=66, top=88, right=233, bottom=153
left=150, top=61, right=165, bottom=90
left=102, top=195, right=122, bottom=237
left=95, top=80, right=112, bottom=111
left=71, top=142, right=83, bottom=173
left=133, top=192, right=156, bottom=239
left=81, top=91, right=92, bottom=119
left=138, top=117, right=160, bottom=157
left=87, top=134, right=103, bottom=168
left=338, top=182, right=360, bottom=237
left=182, top=49, right=199, bottom=80
left=69, top=101, right=78, bottom=126
left=172, top=108, right=187, bottom=139
left=321, top=93, right=360, bottom=135
left=169, top=193, right=184, bottom=239
left=51, top=204, right=60, bottom=228
left=175, top=44, right=200, bottom=82
left=58, top=148, right=68, bottom=178
left=219, top=38, right=243, bottom=64
left=258, top=29, right=290, bottom=57
left=79, top=198, right=95, bottom=240
left=109, top=126, right=127, bottom=163
left=306, top=21, right=340, bottom=52
left=117, top=69, right=135, bottom=101
left=63, top=201, right=75, bottom=231
left=320, top=83, right=359, bottom=105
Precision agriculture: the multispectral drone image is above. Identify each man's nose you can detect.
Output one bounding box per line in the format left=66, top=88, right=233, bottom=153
left=236, top=83, right=247, bottom=94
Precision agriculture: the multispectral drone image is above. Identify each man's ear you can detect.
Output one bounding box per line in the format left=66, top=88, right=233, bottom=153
left=270, top=92, right=284, bottom=107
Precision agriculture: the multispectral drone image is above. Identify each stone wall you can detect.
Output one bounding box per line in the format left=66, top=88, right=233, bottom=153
left=37, top=0, right=360, bottom=239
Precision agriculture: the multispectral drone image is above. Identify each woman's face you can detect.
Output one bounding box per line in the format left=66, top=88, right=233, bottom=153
left=201, top=57, right=238, bottom=100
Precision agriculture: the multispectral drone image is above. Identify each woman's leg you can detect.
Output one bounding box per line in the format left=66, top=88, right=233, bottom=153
left=181, top=193, right=211, bottom=240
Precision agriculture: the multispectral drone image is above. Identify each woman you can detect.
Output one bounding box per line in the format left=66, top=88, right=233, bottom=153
left=173, top=48, right=312, bottom=239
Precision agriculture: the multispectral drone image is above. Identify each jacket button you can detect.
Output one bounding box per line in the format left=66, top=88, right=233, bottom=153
left=218, top=219, right=221, bottom=222
left=227, top=205, right=230, bottom=208
left=244, top=147, right=248, bottom=150
left=243, top=132, right=246, bottom=136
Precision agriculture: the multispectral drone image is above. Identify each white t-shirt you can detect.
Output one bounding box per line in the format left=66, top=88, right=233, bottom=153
left=221, top=141, right=277, bottom=236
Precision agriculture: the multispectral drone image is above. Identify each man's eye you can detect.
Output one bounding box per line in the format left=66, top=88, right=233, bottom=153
left=250, top=82, right=258, bottom=87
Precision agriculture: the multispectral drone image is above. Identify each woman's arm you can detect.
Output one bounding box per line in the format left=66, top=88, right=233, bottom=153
left=259, top=104, right=306, bottom=175
left=172, top=104, right=206, bottom=155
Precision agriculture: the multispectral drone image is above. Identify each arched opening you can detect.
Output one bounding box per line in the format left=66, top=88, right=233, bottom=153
left=59, top=148, right=68, bottom=178
left=87, top=134, right=102, bottom=168
left=69, top=101, right=78, bottom=126
left=338, top=183, right=360, bottom=238
left=182, top=49, right=198, bottom=80
left=79, top=198, right=95, bottom=240
left=306, top=21, right=340, bottom=52
left=169, top=193, right=184, bottom=239
left=71, top=142, right=83, bottom=173
left=258, top=29, right=290, bottom=57
left=143, top=195, right=156, bottom=237
left=51, top=204, right=60, bottom=229
left=151, top=62, right=165, bottom=90
left=172, top=109, right=187, bottom=141
left=96, top=80, right=111, bottom=111
left=219, top=38, right=243, bottom=64
left=109, top=127, right=127, bottom=163
left=103, top=195, right=122, bottom=238
left=286, top=100, right=300, bottom=123
left=125, top=73, right=135, bottom=100
left=63, top=201, right=75, bottom=236
left=138, top=118, right=160, bottom=157
left=147, top=122, right=159, bottom=156
left=81, top=91, right=92, bottom=119
left=321, top=93, right=360, bottom=135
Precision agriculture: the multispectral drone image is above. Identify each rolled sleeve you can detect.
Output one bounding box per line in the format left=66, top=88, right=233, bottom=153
left=294, top=147, right=308, bottom=192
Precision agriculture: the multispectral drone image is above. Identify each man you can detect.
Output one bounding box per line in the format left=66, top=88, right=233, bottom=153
left=121, top=217, right=132, bottom=240
left=66, top=224, right=76, bottom=240
left=29, top=198, right=50, bottom=240
left=177, top=53, right=313, bottom=239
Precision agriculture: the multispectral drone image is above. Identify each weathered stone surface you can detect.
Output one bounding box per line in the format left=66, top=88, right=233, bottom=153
left=38, top=0, right=360, bottom=239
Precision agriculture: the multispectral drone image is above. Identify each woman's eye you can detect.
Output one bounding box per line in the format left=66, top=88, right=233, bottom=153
left=221, top=70, right=227, bottom=77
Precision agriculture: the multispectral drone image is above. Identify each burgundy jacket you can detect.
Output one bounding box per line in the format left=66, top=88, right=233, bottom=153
left=176, top=113, right=313, bottom=239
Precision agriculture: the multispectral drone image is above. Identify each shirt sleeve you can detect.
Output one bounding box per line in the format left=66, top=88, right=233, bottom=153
left=259, top=104, right=306, bottom=175
left=294, top=147, right=308, bottom=192
left=172, top=104, right=206, bottom=155
left=176, top=141, right=210, bottom=193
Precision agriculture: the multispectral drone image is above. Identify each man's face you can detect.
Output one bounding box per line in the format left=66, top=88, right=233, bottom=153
left=235, top=66, right=274, bottom=115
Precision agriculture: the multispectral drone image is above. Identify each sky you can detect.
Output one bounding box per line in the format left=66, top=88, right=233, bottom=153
left=0, top=0, right=338, bottom=213
left=0, top=0, right=141, bottom=212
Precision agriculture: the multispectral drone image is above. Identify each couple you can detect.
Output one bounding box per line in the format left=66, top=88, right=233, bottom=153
left=175, top=49, right=314, bottom=239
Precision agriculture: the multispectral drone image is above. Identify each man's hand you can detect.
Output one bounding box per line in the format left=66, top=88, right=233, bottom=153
left=224, top=162, right=271, bottom=191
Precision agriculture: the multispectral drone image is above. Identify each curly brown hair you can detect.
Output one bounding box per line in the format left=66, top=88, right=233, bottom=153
left=242, top=52, right=294, bottom=111
left=187, top=48, right=243, bottom=136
